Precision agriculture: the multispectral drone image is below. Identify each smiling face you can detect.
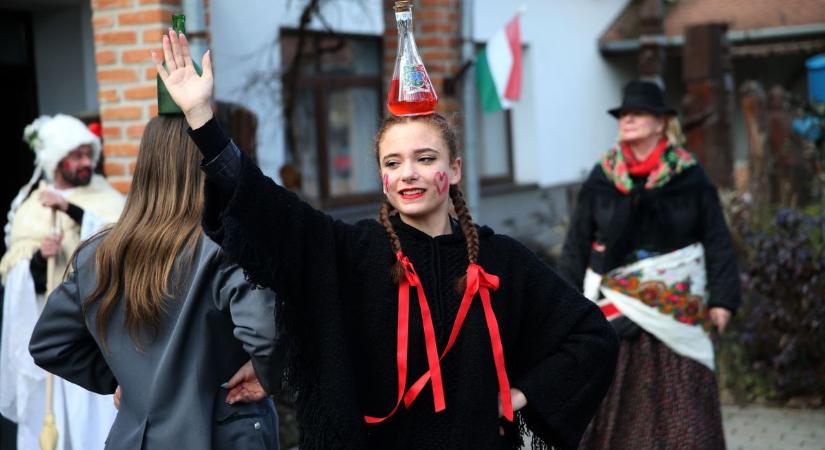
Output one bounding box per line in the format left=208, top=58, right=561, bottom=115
left=378, top=121, right=462, bottom=223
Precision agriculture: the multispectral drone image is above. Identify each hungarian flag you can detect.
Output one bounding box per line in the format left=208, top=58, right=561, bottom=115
left=476, top=12, right=523, bottom=113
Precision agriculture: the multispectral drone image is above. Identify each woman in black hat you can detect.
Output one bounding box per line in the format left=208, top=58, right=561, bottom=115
left=560, top=80, right=739, bottom=449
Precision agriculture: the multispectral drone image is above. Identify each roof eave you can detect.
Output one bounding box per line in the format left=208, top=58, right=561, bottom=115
left=600, top=23, right=825, bottom=54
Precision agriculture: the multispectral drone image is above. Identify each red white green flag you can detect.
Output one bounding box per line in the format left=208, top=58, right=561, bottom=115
left=476, top=11, right=523, bottom=113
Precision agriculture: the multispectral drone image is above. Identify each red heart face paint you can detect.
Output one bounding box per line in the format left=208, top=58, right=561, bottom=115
left=434, top=171, right=449, bottom=196
left=383, top=173, right=390, bottom=195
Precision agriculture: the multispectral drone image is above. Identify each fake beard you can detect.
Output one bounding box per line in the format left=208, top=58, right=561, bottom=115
left=58, top=165, right=92, bottom=187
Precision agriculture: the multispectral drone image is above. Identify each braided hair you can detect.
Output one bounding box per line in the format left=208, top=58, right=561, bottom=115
left=374, top=113, right=480, bottom=291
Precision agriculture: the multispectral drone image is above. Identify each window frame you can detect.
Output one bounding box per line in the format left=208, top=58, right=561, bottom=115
left=280, top=29, right=384, bottom=208
left=478, top=109, right=516, bottom=187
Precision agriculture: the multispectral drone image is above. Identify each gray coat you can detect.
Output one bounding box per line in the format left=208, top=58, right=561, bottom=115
left=29, top=234, right=280, bottom=450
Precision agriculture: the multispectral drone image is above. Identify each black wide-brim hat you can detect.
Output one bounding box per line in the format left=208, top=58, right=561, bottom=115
left=608, top=80, right=677, bottom=118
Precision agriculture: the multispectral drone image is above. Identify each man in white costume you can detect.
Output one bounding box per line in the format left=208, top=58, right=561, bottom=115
left=0, top=114, right=124, bottom=450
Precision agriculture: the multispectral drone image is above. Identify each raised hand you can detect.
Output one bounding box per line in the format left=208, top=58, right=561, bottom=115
left=151, top=29, right=214, bottom=129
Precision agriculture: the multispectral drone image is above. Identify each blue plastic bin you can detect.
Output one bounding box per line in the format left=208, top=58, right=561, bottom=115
left=807, top=53, right=825, bottom=104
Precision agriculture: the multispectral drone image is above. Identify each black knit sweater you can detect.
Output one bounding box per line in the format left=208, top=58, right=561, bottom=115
left=194, top=124, right=618, bottom=450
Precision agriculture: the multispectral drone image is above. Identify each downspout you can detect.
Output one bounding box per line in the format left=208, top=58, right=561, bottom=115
left=461, top=0, right=481, bottom=220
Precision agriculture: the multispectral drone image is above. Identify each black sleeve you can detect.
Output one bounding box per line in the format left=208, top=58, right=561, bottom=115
left=189, top=116, right=231, bottom=162
left=29, top=259, right=117, bottom=395
left=65, top=203, right=84, bottom=225
left=558, top=171, right=597, bottom=290
left=510, top=250, right=619, bottom=450
left=700, top=184, right=742, bottom=313
left=29, top=250, right=47, bottom=294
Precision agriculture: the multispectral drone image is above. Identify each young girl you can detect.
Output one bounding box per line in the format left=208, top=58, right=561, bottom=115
left=154, top=31, right=618, bottom=450
left=29, top=115, right=280, bottom=449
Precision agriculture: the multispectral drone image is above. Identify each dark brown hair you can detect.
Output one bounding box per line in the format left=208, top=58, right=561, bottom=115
left=84, top=115, right=204, bottom=348
left=374, top=113, right=479, bottom=291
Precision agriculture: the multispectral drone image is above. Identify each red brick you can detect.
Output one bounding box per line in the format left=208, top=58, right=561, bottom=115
left=93, top=0, right=134, bottom=9
left=98, top=89, right=118, bottom=103
left=415, top=10, right=452, bottom=21
left=148, top=103, right=159, bottom=117
left=104, top=142, right=140, bottom=157
left=95, top=50, right=117, bottom=65
left=420, top=50, right=456, bottom=62
left=97, top=68, right=139, bottom=84
left=122, top=48, right=154, bottom=64
left=109, top=179, right=133, bottom=194
left=142, top=28, right=169, bottom=45
left=127, top=160, right=138, bottom=175
left=124, top=85, right=156, bottom=100
left=95, top=30, right=137, bottom=46
left=139, top=0, right=180, bottom=5
left=92, top=16, right=114, bottom=29
left=145, top=67, right=158, bottom=80
left=126, top=124, right=146, bottom=139
left=101, top=106, right=143, bottom=121
left=420, top=23, right=454, bottom=34
left=118, top=10, right=173, bottom=26
left=416, top=37, right=452, bottom=48
left=102, top=125, right=122, bottom=139
left=104, top=161, right=127, bottom=176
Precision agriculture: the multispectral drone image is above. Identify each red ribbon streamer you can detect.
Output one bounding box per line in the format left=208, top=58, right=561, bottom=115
left=364, top=252, right=445, bottom=424
left=364, top=258, right=512, bottom=424
left=401, top=263, right=513, bottom=422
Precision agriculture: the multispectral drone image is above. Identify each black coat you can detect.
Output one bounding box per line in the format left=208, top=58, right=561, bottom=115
left=559, top=161, right=741, bottom=313
left=197, top=135, right=619, bottom=450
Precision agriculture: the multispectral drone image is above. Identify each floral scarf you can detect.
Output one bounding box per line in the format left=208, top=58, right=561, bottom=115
left=601, top=142, right=697, bottom=194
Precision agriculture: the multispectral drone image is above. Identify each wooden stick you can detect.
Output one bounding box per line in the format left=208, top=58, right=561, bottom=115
left=40, top=209, right=59, bottom=450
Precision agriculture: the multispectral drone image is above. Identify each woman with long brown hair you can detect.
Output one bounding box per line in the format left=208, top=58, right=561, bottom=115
left=152, top=31, right=618, bottom=450
left=29, top=114, right=281, bottom=449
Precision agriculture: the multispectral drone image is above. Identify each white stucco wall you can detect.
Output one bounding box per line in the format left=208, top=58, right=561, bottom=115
left=32, top=3, right=99, bottom=115
left=473, top=0, right=633, bottom=187
left=209, top=0, right=384, bottom=179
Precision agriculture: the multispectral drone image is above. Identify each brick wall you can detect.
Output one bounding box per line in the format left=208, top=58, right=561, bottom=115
left=383, top=0, right=463, bottom=116
left=91, top=0, right=182, bottom=193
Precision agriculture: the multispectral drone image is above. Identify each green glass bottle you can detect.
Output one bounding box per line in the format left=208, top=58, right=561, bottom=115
left=157, top=14, right=203, bottom=115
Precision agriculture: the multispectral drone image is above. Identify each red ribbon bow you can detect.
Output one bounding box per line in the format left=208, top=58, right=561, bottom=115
left=364, top=259, right=514, bottom=424
left=364, top=252, right=445, bottom=424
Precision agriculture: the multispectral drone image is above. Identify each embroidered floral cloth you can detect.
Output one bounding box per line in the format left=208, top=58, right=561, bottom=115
left=585, top=243, right=715, bottom=370
left=603, top=272, right=711, bottom=332
left=601, top=144, right=697, bottom=194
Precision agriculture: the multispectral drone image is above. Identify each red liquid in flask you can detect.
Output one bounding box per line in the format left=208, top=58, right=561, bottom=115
left=387, top=77, right=438, bottom=116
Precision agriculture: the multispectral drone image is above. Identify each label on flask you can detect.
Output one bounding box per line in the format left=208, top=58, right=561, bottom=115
left=402, top=64, right=430, bottom=94
left=395, top=11, right=412, bottom=21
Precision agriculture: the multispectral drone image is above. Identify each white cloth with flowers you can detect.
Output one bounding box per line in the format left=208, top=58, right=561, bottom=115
left=589, top=243, right=715, bottom=370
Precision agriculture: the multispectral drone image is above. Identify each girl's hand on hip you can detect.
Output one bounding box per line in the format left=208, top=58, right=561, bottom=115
left=151, top=29, right=214, bottom=129
left=498, top=388, right=528, bottom=435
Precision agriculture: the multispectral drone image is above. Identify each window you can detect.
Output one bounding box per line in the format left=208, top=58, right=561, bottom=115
left=478, top=108, right=514, bottom=184
left=281, top=31, right=383, bottom=206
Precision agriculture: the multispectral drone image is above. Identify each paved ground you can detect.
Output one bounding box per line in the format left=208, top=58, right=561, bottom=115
left=723, top=405, right=825, bottom=450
